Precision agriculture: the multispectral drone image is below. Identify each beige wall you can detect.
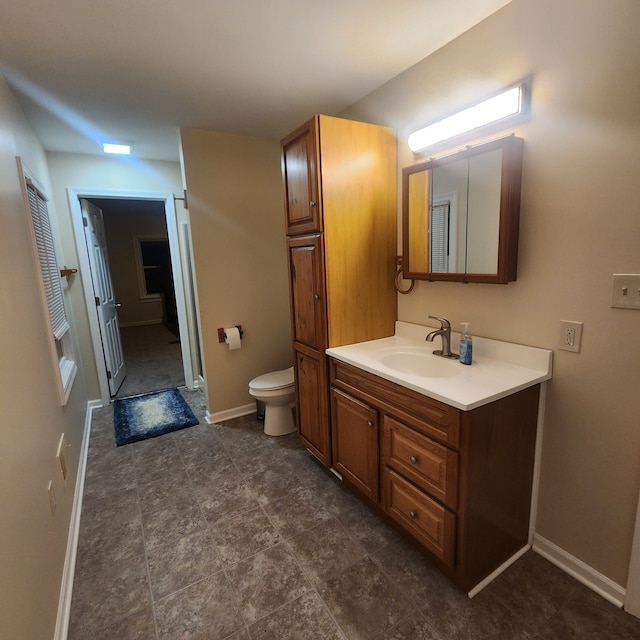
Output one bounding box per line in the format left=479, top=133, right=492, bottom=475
left=46, top=152, right=184, bottom=398
left=180, top=128, right=292, bottom=414
left=0, top=75, right=90, bottom=639
left=341, top=0, right=640, bottom=587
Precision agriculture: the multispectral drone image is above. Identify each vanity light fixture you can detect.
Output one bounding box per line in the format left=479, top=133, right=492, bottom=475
left=408, top=84, right=525, bottom=153
left=102, top=142, right=131, bottom=155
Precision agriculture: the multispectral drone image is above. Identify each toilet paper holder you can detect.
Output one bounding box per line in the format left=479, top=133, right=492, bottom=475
left=217, top=325, right=244, bottom=343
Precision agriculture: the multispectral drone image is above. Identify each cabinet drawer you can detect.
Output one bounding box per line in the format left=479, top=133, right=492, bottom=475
left=382, top=415, right=458, bottom=510
left=382, top=467, right=455, bottom=567
left=330, top=359, right=459, bottom=448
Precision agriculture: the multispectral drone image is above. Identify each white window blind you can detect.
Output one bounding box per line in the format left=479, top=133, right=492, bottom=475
left=25, top=179, right=70, bottom=340
left=18, top=156, right=77, bottom=405
left=430, top=201, right=450, bottom=273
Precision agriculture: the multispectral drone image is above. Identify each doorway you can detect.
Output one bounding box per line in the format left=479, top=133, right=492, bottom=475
left=69, top=188, right=201, bottom=405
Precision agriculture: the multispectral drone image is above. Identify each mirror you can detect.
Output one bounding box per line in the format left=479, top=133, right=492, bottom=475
left=402, top=135, right=524, bottom=284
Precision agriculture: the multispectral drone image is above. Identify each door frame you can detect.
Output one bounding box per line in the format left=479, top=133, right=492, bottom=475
left=68, top=187, right=195, bottom=405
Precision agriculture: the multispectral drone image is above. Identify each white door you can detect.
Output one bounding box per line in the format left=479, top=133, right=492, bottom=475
left=81, top=199, right=127, bottom=395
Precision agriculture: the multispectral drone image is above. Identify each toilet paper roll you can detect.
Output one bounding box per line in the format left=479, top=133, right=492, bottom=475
left=224, top=327, right=242, bottom=350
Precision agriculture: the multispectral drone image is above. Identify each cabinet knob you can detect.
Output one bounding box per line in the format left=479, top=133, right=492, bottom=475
left=313, top=294, right=320, bottom=300
left=410, top=455, right=418, bottom=465
left=409, top=511, right=417, bottom=520
left=310, top=201, right=316, bottom=207
left=367, top=420, right=374, bottom=428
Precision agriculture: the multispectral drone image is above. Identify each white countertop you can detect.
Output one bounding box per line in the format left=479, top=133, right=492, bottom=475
left=326, top=321, right=553, bottom=411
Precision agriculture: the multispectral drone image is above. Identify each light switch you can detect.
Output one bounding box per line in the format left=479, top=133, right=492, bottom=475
left=611, top=274, right=640, bottom=310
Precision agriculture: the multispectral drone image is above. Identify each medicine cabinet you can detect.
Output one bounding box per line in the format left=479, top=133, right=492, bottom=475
left=402, top=135, right=524, bottom=284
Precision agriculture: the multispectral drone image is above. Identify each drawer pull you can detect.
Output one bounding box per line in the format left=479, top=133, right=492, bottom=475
left=409, top=511, right=417, bottom=520
left=409, top=455, right=418, bottom=465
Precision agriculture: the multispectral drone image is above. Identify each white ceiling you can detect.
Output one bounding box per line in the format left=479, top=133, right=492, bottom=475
left=0, top=0, right=510, bottom=161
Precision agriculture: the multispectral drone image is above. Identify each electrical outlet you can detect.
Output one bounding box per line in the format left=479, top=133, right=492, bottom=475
left=559, top=320, right=583, bottom=353
left=612, top=274, right=640, bottom=310
left=47, top=481, right=56, bottom=516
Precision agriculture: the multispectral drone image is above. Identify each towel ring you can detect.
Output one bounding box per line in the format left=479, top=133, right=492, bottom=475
left=395, top=256, right=415, bottom=295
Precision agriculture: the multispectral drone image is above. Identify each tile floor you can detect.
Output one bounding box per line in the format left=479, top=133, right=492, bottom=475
left=69, top=388, right=640, bottom=639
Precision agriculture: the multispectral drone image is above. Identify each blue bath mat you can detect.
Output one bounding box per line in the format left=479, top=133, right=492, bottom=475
left=113, top=388, right=199, bottom=446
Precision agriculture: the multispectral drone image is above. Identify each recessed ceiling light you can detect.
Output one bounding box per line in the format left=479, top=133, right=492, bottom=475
left=102, top=143, right=131, bottom=155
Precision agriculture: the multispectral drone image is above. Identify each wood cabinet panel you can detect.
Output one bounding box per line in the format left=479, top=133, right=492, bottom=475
left=281, top=119, right=321, bottom=235
left=287, top=235, right=326, bottom=351
left=319, top=116, right=397, bottom=347
left=455, top=385, right=540, bottom=588
left=295, top=350, right=330, bottom=466
left=382, top=415, right=458, bottom=510
left=382, top=467, right=456, bottom=567
left=330, top=388, right=379, bottom=502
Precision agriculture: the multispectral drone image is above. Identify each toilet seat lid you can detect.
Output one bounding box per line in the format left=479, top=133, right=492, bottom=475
left=249, top=366, right=294, bottom=391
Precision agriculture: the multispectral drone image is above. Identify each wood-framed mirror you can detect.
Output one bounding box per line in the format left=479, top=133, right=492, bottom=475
left=402, top=135, right=524, bottom=284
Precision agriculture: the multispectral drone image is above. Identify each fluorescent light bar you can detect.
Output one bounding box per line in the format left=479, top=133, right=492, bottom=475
left=408, top=85, right=523, bottom=153
left=103, top=143, right=131, bottom=155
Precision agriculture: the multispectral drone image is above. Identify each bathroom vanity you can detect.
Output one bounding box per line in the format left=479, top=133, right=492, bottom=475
left=327, top=322, right=552, bottom=594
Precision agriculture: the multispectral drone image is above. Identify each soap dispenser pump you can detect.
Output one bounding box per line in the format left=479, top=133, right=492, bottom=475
left=459, top=322, right=473, bottom=365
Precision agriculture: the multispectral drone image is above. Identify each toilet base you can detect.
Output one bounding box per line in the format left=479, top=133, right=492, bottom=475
left=263, top=403, right=296, bottom=437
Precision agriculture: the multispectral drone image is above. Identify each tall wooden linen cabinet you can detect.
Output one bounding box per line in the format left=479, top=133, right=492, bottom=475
left=280, top=115, right=397, bottom=466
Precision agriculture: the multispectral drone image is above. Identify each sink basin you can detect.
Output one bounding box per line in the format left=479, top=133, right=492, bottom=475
left=375, top=347, right=461, bottom=378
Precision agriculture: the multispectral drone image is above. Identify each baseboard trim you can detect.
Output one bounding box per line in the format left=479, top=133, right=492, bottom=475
left=206, top=403, right=255, bottom=424
left=533, top=533, right=626, bottom=608
left=189, top=376, right=204, bottom=390
left=54, top=399, right=97, bottom=639
left=468, top=544, right=530, bottom=598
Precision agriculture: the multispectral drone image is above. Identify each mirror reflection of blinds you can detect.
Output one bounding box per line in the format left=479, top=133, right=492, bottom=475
left=25, top=180, right=70, bottom=340
left=430, top=201, right=451, bottom=273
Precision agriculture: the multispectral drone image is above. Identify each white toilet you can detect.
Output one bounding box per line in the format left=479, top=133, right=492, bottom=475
left=248, top=366, right=296, bottom=436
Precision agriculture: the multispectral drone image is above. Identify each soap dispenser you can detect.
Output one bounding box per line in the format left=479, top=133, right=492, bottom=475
left=459, top=323, right=473, bottom=365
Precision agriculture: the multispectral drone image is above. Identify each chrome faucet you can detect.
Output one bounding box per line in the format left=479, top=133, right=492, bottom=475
left=426, top=316, right=459, bottom=359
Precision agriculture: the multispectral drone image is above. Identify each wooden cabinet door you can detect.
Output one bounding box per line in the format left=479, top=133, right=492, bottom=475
left=295, top=349, right=330, bottom=466
left=281, top=118, right=321, bottom=235
left=330, top=388, right=379, bottom=502
left=287, top=235, right=326, bottom=352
